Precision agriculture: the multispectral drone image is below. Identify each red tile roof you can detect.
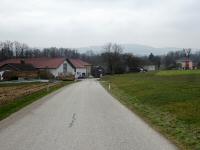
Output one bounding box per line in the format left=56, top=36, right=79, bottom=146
left=0, top=58, right=65, bottom=69
left=68, top=59, right=91, bottom=68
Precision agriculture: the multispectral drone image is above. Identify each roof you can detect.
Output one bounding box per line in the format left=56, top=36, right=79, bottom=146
left=67, top=59, right=91, bottom=68
left=0, top=63, right=36, bottom=71
left=0, top=58, right=65, bottom=69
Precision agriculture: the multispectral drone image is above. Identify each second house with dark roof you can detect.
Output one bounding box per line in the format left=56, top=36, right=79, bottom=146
left=0, top=58, right=67, bottom=77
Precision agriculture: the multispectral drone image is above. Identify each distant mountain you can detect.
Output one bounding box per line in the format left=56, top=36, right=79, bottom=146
left=77, top=44, right=183, bottom=56
left=78, top=45, right=104, bottom=53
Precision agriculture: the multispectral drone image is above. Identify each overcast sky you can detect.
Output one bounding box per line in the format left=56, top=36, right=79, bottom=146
left=0, top=0, right=200, bottom=49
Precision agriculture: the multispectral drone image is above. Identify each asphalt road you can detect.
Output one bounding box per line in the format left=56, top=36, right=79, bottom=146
left=0, top=79, right=178, bottom=150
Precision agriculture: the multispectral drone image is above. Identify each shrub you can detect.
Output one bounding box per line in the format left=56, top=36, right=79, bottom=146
left=57, top=73, right=75, bottom=81
left=38, top=70, right=54, bottom=79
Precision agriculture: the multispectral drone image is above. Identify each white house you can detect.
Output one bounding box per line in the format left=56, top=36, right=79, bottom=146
left=66, top=59, right=92, bottom=78
left=143, top=65, right=156, bottom=71
left=176, top=59, right=195, bottom=70
left=0, top=58, right=92, bottom=79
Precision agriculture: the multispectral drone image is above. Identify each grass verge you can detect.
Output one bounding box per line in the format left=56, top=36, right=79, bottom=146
left=101, top=71, right=200, bottom=150
left=0, top=81, right=73, bottom=121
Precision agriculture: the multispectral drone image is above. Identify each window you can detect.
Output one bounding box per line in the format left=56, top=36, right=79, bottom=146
left=63, top=63, right=67, bottom=74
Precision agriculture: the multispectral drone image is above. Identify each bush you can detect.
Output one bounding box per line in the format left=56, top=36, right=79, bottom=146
left=57, top=73, right=75, bottom=81
left=38, top=70, right=54, bottom=79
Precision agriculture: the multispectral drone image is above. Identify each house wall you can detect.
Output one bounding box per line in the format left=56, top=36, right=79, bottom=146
left=48, top=65, right=62, bottom=77
left=48, top=61, right=68, bottom=77
left=66, top=61, right=75, bottom=75
left=0, top=71, right=4, bottom=80
left=65, top=60, right=90, bottom=78
left=181, top=61, right=193, bottom=69
left=143, top=65, right=156, bottom=71
left=85, top=65, right=92, bottom=77
left=177, top=60, right=194, bottom=70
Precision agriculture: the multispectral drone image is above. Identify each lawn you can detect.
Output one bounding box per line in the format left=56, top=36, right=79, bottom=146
left=101, top=70, right=200, bottom=150
left=0, top=81, right=73, bottom=121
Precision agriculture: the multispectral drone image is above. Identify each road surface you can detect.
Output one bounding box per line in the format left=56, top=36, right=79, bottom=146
left=0, top=79, right=178, bottom=150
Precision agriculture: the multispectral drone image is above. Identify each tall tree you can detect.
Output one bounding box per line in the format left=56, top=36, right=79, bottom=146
left=102, top=43, right=124, bottom=74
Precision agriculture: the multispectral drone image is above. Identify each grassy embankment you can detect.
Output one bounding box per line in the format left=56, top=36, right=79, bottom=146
left=101, top=70, right=200, bottom=150
left=0, top=81, right=73, bottom=121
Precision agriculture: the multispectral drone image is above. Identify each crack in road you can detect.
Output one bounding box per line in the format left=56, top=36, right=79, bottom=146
left=68, top=113, right=76, bottom=128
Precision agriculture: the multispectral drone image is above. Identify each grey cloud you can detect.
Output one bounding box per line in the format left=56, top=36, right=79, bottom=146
left=0, top=0, right=200, bottom=49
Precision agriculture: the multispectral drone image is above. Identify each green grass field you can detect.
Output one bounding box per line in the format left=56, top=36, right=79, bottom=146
left=101, top=70, right=200, bottom=150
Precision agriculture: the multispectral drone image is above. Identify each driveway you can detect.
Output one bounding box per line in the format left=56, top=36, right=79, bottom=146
left=0, top=79, right=178, bottom=150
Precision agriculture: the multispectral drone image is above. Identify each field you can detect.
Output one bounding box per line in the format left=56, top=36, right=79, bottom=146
left=0, top=82, right=57, bottom=105
left=0, top=81, right=73, bottom=120
left=101, top=70, right=200, bottom=150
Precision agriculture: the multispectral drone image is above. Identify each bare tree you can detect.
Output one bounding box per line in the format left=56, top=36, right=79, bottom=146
left=102, top=43, right=124, bottom=74
left=0, top=41, right=13, bottom=60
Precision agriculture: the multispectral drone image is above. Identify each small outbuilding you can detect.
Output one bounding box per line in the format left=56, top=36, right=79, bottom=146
left=66, top=59, right=92, bottom=78
left=176, top=59, right=196, bottom=70
left=143, top=65, right=156, bottom=71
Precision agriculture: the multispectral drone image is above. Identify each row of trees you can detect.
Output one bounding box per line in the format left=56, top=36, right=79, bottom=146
left=88, top=44, right=200, bottom=72
left=0, top=41, right=80, bottom=61
left=101, top=43, right=141, bottom=74
left=160, top=51, right=200, bottom=69
left=78, top=43, right=142, bottom=74
left=1, top=41, right=200, bottom=74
